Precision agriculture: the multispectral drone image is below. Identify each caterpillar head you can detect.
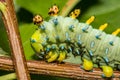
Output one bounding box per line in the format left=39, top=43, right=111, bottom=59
left=33, top=14, right=43, bottom=25
left=48, top=5, right=59, bottom=16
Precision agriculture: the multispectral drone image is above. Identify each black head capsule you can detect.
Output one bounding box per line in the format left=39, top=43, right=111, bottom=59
left=33, top=14, right=43, bottom=26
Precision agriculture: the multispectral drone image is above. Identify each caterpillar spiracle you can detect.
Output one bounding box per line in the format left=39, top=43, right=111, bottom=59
left=30, top=5, right=120, bottom=78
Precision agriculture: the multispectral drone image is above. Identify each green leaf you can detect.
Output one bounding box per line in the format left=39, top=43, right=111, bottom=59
left=18, top=0, right=120, bottom=60
left=16, top=0, right=68, bottom=18
left=19, top=23, right=37, bottom=60
left=0, top=15, right=10, bottom=54
left=0, top=47, right=8, bottom=56
left=79, top=0, right=120, bottom=35
left=0, top=73, right=16, bottom=80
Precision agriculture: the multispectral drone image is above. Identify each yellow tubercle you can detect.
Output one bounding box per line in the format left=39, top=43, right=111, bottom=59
left=57, top=51, right=66, bottom=63
left=47, top=51, right=59, bottom=62
left=112, top=28, right=120, bottom=36
left=83, top=59, right=93, bottom=71
left=46, top=51, right=53, bottom=59
left=70, top=9, right=80, bottom=19
left=86, top=16, right=95, bottom=24
left=31, top=29, right=43, bottom=43
left=101, top=66, right=113, bottom=77
left=48, top=5, right=59, bottom=16
left=99, top=23, right=108, bottom=31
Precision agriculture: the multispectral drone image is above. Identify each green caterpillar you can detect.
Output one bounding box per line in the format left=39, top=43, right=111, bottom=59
left=30, top=5, right=120, bottom=78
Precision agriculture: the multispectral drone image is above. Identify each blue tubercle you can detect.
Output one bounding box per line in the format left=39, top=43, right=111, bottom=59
left=52, top=18, right=58, bottom=25
left=68, top=46, right=72, bottom=52
left=76, top=49, right=80, bottom=55
left=95, top=34, right=101, bottom=39
left=103, top=57, right=109, bottom=63
left=39, top=25, right=46, bottom=30
left=90, top=41, right=95, bottom=48
left=60, top=46, right=65, bottom=50
left=65, top=32, right=71, bottom=42
left=105, top=48, right=109, bottom=54
left=89, top=50, right=93, bottom=56
left=109, top=41, right=113, bottom=45
left=30, top=38, right=36, bottom=43
left=69, top=25, right=74, bottom=31
left=82, top=25, right=89, bottom=32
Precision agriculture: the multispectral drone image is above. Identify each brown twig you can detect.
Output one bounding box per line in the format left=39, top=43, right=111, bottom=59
left=0, top=56, right=120, bottom=80
left=0, top=0, right=30, bottom=80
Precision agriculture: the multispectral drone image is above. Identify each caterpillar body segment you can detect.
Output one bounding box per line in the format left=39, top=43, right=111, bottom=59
left=31, top=5, right=120, bottom=78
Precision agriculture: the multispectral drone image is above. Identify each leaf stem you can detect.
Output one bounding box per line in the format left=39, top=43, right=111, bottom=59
left=0, top=0, right=30, bottom=80
left=60, top=0, right=81, bottom=16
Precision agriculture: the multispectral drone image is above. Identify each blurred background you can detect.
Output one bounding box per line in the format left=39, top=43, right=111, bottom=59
left=0, top=0, right=120, bottom=79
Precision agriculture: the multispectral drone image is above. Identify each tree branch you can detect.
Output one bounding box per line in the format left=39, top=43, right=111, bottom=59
left=0, top=0, right=30, bottom=80
left=0, top=56, right=120, bottom=80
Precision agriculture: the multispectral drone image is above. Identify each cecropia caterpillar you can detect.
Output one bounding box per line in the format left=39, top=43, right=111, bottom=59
left=30, top=5, right=120, bottom=78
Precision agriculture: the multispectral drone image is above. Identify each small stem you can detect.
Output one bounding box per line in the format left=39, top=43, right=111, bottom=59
left=0, top=56, right=120, bottom=79
left=60, top=0, right=80, bottom=16
left=0, top=0, right=30, bottom=80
